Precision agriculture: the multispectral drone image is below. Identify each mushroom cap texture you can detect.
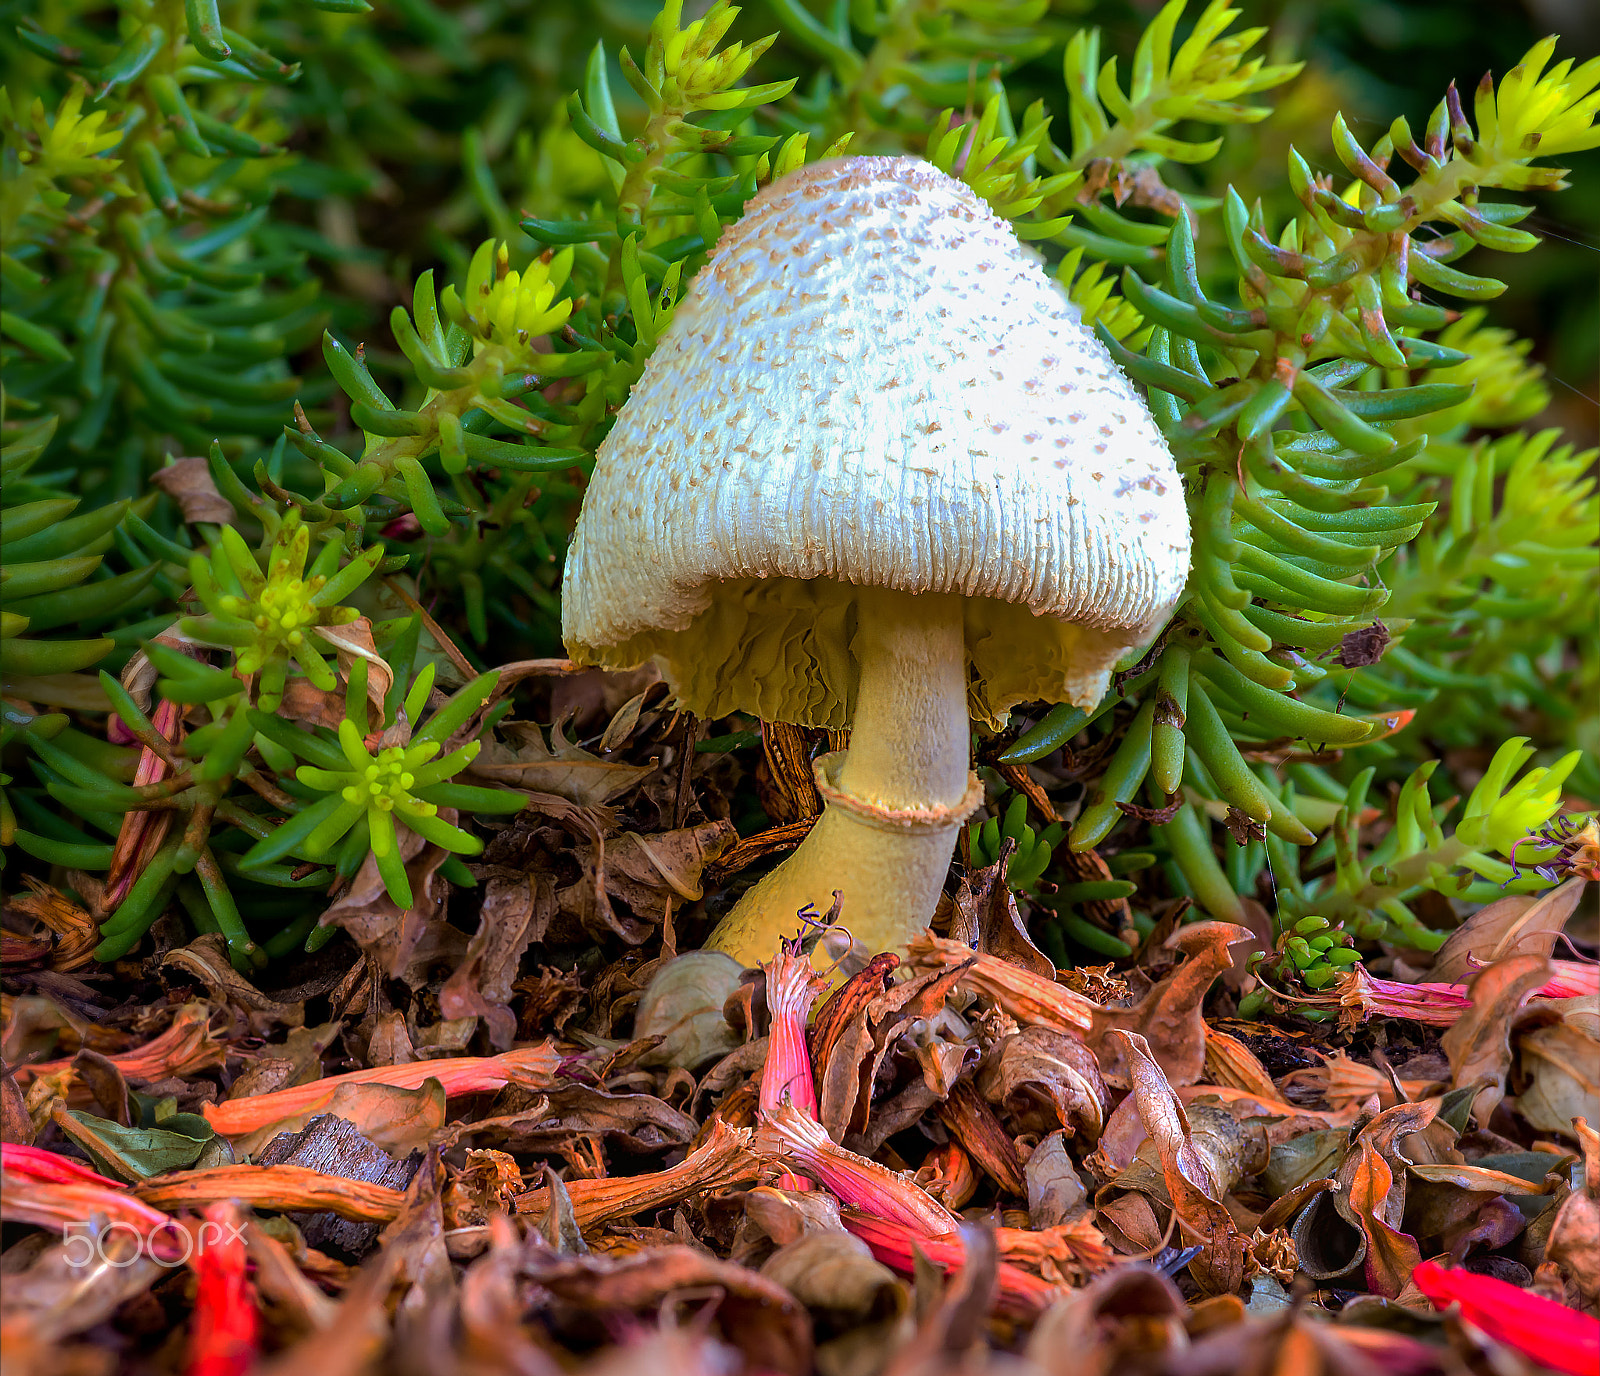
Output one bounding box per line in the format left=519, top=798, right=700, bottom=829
left=562, top=155, right=1191, bottom=727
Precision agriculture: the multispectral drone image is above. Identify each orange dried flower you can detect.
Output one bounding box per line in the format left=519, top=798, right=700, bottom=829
left=906, top=932, right=1095, bottom=1035
left=202, top=1041, right=559, bottom=1137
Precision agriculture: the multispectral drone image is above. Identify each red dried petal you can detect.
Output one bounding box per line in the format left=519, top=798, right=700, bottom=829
left=1414, top=1260, right=1600, bottom=1376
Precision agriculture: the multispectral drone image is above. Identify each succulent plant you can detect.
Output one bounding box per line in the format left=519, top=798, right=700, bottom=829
left=1, top=0, right=1592, bottom=975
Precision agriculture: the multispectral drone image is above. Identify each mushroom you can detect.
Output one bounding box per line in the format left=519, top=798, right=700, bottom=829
left=562, top=156, right=1190, bottom=971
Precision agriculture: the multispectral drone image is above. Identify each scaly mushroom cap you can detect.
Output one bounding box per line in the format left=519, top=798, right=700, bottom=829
left=562, top=155, right=1190, bottom=728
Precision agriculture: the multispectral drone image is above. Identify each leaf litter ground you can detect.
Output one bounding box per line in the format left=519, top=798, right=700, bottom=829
left=3, top=661, right=1597, bottom=1376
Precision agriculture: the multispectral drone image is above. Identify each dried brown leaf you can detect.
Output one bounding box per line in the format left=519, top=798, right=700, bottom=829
left=162, top=933, right=304, bottom=1036
left=976, top=1024, right=1110, bottom=1142
left=1431, top=878, right=1587, bottom=985
left=1547, top=1119, right=1600, bottom=1309
left=1089, top=923, right=1253, bottom=1087
left=438, top=872, right=552, bottom=1051
left=906, top=932, right=1095, bottom=1036
left=1440, top=954, right=1552, bottom=1123
left=1110, top=1030, right=1251, bottom=1294
left=472, top=717, right=656, bottom=806
left=937, top=1079, right=1027, bottom=1196
left=150, top=456, right=234, bottom=524
left=320, top=819, right=468, bottom=985
left=760, top=1231, right=908, bottom=1326
left=522, top=1243, right=813, bottom=1376
left=816, top=963, right=971, bottom=1142
left=1517, top=1022, right=1600, bottom=1137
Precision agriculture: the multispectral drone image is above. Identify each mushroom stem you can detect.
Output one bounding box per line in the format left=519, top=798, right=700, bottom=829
left=705, top=588, right=979, bottom=969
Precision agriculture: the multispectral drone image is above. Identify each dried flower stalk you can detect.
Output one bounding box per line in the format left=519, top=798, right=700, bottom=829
left=135, top=1165, right=407, bottom=1223
left=514, top=1119, right=757, bottom=1232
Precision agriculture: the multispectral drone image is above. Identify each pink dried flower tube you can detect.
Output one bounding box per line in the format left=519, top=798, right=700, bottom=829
left=0, top=1143, right=184, bottom=1260
left=1414, top=1259, right=1599, bottom=1376
left=1334, top=962, right=1597, bottom=1025
left=754, top=1102, right=958, bottom=1235
left=760, top=940, right=828, bottom=1192
left=106, top=696, right=183, bottom=906
left=187, top=1202, right=258, bottom=1376
left=839, top=1212, right=1058, bottom=1317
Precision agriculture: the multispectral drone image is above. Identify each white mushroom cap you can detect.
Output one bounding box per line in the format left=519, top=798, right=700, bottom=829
left=562, top=155, right=1190, bottom=728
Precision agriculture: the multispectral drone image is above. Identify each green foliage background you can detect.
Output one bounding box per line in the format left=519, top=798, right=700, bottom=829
left=1, top=0, right=1595, bottom=997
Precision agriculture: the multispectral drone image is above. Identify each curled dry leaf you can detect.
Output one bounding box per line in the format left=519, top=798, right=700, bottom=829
left=471, top=717, right=657, bottom=807
left=1089, top=924, right=1253, bottom=1087
left=162, top=935, right=305, bottom=1037
left=815, top=962, right=972, bottom=1143
left=1026, top=1130, right=1089, bottom=1227
left=1546, top=1118, right=1600, bottom=1310
left=977, top=1023, right=1110, bottom=1143
left=1516, top=1021, right=1600, bottom=1138
left=1431, top=877, right=1588, bottom=985
left=744, top=1182, right=851, bottom=1245
left=320, top=818, right=467, bottom=985
left=1325, top=1100, right=1436, bottom=1296
left=956, top=854, right=1056, bottom=979
left=809, top=952, right=899, bottom=1072
left=438, top=871, right=551, bottom=1051
left=557, top=819, right=737, bottom=944
left=633, top=949, right=745, bottom=1069
left=150, top=455, right=234, bottom=524
left=1023, top=1266, right=1188, bottom=1376
left=1109, top=1029, right=1252, bottom=1295
left=760, top=1230, right=909, bottom=1328
left=277, top=617, right=391, bottom=733
left=1284, top=1050, right=1439, bottom=1113
left=937, top=1079, right=1027, bottom=1196
left=499, top=1080, right=697, bottom=1155
left=917, top=1139, right=979, bottom=1213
